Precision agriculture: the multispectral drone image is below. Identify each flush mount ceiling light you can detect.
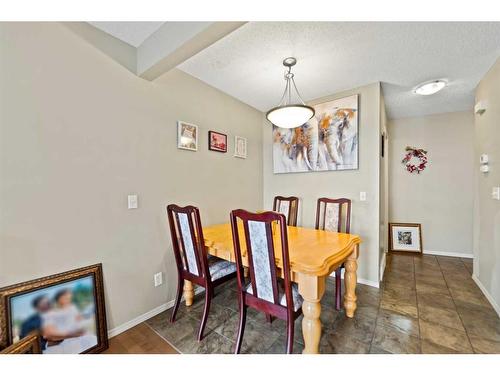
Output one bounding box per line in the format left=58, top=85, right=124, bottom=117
left=266, top=57, right=315, bottom=129
left=414, top=80, right=447, bottom=96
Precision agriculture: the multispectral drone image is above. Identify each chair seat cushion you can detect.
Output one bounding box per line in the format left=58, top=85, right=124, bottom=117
left=208, top=255, right=237, bottom=282
left=245, top=282, right=303, bottom=312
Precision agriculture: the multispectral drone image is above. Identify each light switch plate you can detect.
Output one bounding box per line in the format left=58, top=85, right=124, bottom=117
left=154, top=272, right=163, bottom=287
left=360, top=192, right=367, bottom=201
left=128, top=194, right=138, bottom=209
left=493, top=187, right=500, bottom=201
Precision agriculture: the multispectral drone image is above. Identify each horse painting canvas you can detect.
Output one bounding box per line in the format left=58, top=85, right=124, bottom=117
left=272, top=94, right=358, bottom=174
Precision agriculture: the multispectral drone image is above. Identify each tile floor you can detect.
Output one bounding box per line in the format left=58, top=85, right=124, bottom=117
left=145, top=253, right=500, bottom=354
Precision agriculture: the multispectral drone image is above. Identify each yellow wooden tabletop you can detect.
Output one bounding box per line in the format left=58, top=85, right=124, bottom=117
left=203, top=222, right=362, bottom=277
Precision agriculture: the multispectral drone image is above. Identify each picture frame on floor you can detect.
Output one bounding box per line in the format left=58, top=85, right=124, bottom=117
left=389, top=223, right=422, bottom=253
left=0, top=264, right=108, bottom=354
left=0, top=333, right=42, bottom=354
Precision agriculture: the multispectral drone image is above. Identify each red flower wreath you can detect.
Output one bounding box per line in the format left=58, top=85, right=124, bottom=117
left=402, top=146, right=428, bottom=174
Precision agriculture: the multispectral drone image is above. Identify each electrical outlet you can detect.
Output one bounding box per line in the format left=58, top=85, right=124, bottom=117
left=360, top=192, right=367, bottom=201
left=154, top=272, right=163, bottom=287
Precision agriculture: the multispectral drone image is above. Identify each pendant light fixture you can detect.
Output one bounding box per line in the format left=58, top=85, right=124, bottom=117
left=266, top=57, right=315, bottom=129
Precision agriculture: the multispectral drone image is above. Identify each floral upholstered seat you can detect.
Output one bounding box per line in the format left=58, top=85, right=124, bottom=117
left=207, top=255, right=237, bottom=282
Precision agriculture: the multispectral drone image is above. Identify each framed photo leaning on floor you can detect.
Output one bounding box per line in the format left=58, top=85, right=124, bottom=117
left=0, top=264, right=108, bottom=354
left=389, top=223, right=422, bottom=254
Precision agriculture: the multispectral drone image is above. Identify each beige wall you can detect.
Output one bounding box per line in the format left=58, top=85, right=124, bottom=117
left=388, top=111, right=475, bottom=256
left=0, top=23, right=263, bottom=331
left=474, top=57, right=500, bottom=312
left=263, top=83, right=382, bottom=285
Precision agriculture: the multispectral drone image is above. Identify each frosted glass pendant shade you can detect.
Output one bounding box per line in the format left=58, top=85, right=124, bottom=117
left=266, top=57, right=314, bottom=129
left=266, top=105, right=314, bottom=129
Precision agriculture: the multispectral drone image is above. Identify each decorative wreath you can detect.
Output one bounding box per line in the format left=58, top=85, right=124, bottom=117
left=402, top=146, right=428, bottom=174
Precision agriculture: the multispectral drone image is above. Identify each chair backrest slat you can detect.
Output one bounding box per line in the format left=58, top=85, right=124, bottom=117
left=273, top=196, right=299, bottom=226
left=167, top=204, right=208, bottom=280
left=231, top=210, right=293, bottom=309
left=177, top=211, right=200, bottom=276
left=315, top=198, right=352, bottom=233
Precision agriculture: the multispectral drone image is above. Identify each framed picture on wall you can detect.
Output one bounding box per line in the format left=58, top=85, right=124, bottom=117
left=234, top=136, right=247, bottom=159
left=208, top=131, right=227, bottom=153
left=272, top=94, right=358, bottom=173
left=177, top=121, right=198, bottom=151
left=389, top=223, right=422, bottom=253
left=0, top=264, right=108, bottom=354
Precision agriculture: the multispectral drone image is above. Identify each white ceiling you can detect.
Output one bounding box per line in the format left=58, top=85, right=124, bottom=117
left=178, top=22, right=500, bottom=119
left=89, top=22, right=164, bottom=47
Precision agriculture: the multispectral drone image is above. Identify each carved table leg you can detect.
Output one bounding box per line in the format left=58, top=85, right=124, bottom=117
left=183, top=280, right=194, bottom=307
left=344, top=245, right=359, bottom=318
left=298, top=274, right=326, bottom=354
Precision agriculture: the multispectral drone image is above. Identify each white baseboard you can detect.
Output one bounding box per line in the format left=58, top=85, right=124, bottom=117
left=329, top=270, right=379, bottom=289
left=379, top=252, right=387, bottom=282
left=358, top=278, right=380, bottom=288
left=423, top=250, right=474, bottom=259
left=108, top=287, right=204, bottom=338
left=472, top=274, right=500, bottom=318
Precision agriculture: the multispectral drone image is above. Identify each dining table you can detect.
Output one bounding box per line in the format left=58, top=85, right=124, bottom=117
left=181, top=222, right=362, bottom=354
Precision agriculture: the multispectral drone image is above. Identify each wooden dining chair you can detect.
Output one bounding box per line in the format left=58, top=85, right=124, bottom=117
left=315, top=198, right=352, bottom=311
left=273, top=196, right=299, bottom=226
left=230, top=209, right=303, bottom=354
left=167, top=204, right=237, bottom=341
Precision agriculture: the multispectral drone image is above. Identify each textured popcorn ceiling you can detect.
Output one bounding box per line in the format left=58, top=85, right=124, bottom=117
left=89, top=22, right=164, bottom=47
left=179, top=22, right=500, bottom=119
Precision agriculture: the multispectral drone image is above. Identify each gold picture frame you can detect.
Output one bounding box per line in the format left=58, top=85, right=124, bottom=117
left=0, top=333, right=42, bottom=354
left=0, top=264, right=108, bottom=354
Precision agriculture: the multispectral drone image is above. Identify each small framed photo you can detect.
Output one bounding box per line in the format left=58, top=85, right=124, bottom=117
left=389, top=223, right=422, bottom=253
left=0, top=264, right=108, bottom=354
left=208, top=131, right=227, bottom=153
left=0, top=333, right=42, bottom=354
left=177, top=121, right=198, bottom=151
left=234, top=136, right=247, bottom=159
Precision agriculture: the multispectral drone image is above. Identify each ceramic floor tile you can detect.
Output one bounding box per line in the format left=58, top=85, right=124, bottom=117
left=419, top=320, right=473, bottom=353
left=368, top=345, right=392, bottom=354
left=320, top=330, right=371, bottom=353
left=212, top=288, right=240, bottom=312
left=147, top=314, right=207, bottom=347
left=214, top=312, right=281, bottom=353
left=371, top=322, right=421, bottom=353
left=468, top=335, right=500, bottom=354
left=459, top=315, right=500, bottom=342
left=417, top=291, right=456, bottom=311
left=266, top=335, right=304, bottom=354
left=380, top=287, right=418, bottom=318
left=449, top=287, right=491, bottom=307
left=190, top=302, right=237, bottom=331
left=376, top=308, right=420, bottom=337
left=421, top=339, right=461, bottom=354
left=176, top=330, right=235, bottom=354
left=418, top=304, right=465, bottom=331
left=330, top=312, right=377, bottom=344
